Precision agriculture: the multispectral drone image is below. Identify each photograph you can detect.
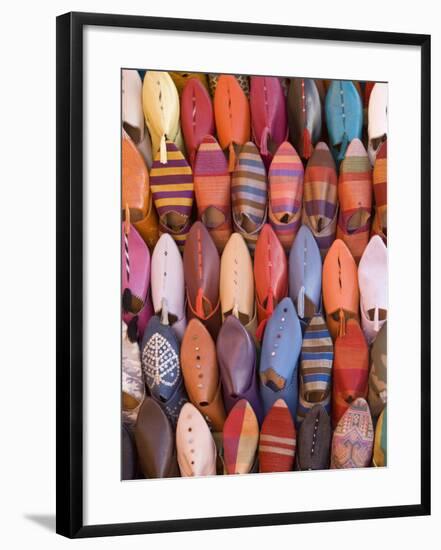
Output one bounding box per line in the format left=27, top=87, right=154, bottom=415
left=121, top=70, right=388, bottom=480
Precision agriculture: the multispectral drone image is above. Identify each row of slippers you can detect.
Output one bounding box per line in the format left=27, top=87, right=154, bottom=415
left=122, top=305, right=387, bottom=435
left=123, top=397, right=387, bottom=479
left=122, top=220, right=388, bottom=350
left=123, top=71, right=387, bottom=256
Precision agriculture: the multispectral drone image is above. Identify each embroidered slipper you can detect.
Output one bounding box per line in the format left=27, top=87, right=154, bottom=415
left=368, top=322, right=387, bottom=419
left=142, top=71, right=184, bottom=163
left=181, top=318, right=226, bottom=432
left=122, top=69, right=153, bottom=168
left=259, top=398, right=296, bottom=473
left=325, top=80, right=363, bottom=165
left=371, top=140, right=387, bottom=243
left=193, top=135, right=232, bottom=252
left=169, top=71, right=209, bottom=96
left=268, top=141, right=304, bottom=252
left=302, top=142, right=338, bottom=258
left=260, top=297, right=302, bottom=421
left=122, top=129, right=159, bottom=250
left=287, top=78, right=322, bottom=161
left=296, top=405, right=331, bottom=470
left=332, top=319, right=369, bottom=428
left=214, top=75, right=251, bottom=171
left=176, top=403, right=217, bottom=477
left=322, top=239, right=360, bottom=341
left=223, top=399, right=259, bottom=474
left=217, top=315, right=262, bottom=421
left=330, top=397, right=373, bottom=469
left=296, top=314, right=333, bottom=425
left=134, top=397, right=179, bottom=478
left=289, top=225, right=322, bottom=326
left=367, top=83, right=388, bottom=165
left=180, top=78, right=215, bottom=168
left=254, top=224, right=288, bottom=341
left=336, top=138, right=373, bottom=264
left=151, top=233, right=186, bottom=340
left=149, top=140, right=194, bottom=250
left=372, top=406, right=387, bottom=467
left=122, top=321, right=145, bottom=426
left=208, top=73, right=250, bottom=98
left=232, top=142, right=268, bottom=253
left=183, top=222, right=221, bottom=339
left=220, top=232, right=257, bottom=341
left=141, top=316, right=188, bottom=428
left=121, top=222, right=153, bottom=341
left=358, top=235, right=388, bottom=344
left=250, top=76, right=287, bottom=166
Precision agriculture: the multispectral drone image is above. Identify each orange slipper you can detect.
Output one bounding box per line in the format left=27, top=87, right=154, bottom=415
left=322, top=239, right=360, bottom=341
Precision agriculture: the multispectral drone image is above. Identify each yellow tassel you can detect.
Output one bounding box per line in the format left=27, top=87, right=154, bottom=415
left=160, top=134, right=167, bottom=164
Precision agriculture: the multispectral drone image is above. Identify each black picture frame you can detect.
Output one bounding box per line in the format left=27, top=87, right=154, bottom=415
left=56, top=11, right=431, bottom=539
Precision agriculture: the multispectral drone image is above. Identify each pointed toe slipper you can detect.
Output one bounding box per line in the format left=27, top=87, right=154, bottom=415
left=332, top=319, right=369, bottom=428
left=181, top=319, right=226, bottom=432
left=121, top=222, right=153, bottom=340
left=325, top=80, right=363, bottom=164
left=122, top=422, right=139, bottom=480
left=331, top=397, right=374, bottom=469
left=336, top=138, right=373, bottom=263
left=289, top=224, right=322, bottom=325
left=302, top=142, right=338, bottom=258
left=151, top=233, right=186, bottom=340
left=373, top=406, right=387, bottom=467
left=231, top=142, right=268, bottom=253
left=214, top=75, right=250, bottom=171
left=296, top=314, right=333, bottom=425
left=296, top=405, right=331, bottom=470
left=259, top=297, right=302, bottom=420
left=223, top=399, right=259, bottom=474
left=372, top=140, right=387, bottom=242
left=217, top=315, right=262, bottom=420
left=193, top=135, right=232, bottom=252
left=322, top=238, right=359, bottom=341
left=149, top=140, right=194, bottom=251
left=250, top=76, right=287, bottom=166
left=268, top=141, right=304, bottom=252
left=254, top=224, right=288, bottom=341
left=183, top=222, right=221, bottom=338
left=176, top=403, right=217, bottom=477
left=141, top=316, right=188, bottom=428
left=358, top=235, right=388, bottom=344
left=220, top=232, right=257, bottom=341
left=367, top=83, right=388, bottom=165
left=180, top=78, right=215, bottom=168
left=134, top=397, right=179, bottom=478
left=259, top=398, right=296, bottom=473
left=287, top=78, right=322, bottom=161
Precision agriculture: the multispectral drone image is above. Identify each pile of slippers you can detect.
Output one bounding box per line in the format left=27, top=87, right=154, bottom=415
left=121, top=70, right=388, bottom=480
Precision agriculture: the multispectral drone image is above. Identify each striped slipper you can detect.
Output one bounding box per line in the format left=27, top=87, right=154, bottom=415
left=371, top=140, right=387, bottom=243
left=332, top=319, right=369, bottom=429
left=331, top=397, right=374, bottom=469
left=259, top=399, right=296, bottom=473
left=232, top=141, right=268, bottom=253
left=193, top=135, right=232, bottom=252
left=302, top=142, right=338, bottom=258
left=296, top=314, right=333, bottom=425
left=149, top=140, right=194, bottom=251
left=223, top=399, right=259, bottom=475
left=336, top=138, right=373, bottom=264
left=268, top=141, right=304, bottom=252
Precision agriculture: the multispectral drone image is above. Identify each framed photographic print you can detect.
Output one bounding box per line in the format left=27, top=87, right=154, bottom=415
left=56, top=11, right=431, bottom=538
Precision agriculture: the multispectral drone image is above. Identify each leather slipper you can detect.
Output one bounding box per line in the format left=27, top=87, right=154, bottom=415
left=223, top=399, right=259, bottom=474
left=259, top=399, right=296, bottom=473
